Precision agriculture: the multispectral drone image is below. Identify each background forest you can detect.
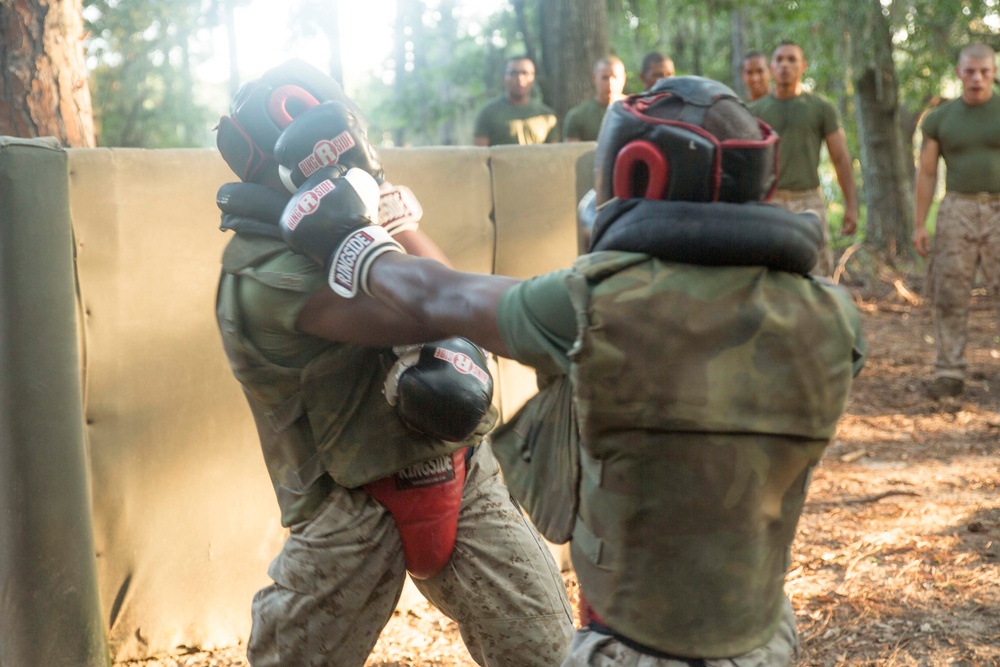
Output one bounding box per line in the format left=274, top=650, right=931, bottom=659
left=3, top=0, right=1000, bottom=256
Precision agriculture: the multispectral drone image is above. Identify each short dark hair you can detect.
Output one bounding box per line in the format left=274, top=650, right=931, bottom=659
left=773, top=40, right=804, bottom=57
left=742, top=50, right=766, bottom=65
left=641, top=52, right=669, bottom=74
left=505, top=55, right=535, bottom=69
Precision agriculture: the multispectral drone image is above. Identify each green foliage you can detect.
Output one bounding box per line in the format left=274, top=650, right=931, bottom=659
left=80, top=0, right=1000, bottom=152
left=85, top=0, right=219, bottom=147
left=359, top=3, right=528, bottom=146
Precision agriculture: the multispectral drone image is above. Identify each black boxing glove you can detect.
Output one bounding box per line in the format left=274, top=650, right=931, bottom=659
left=280, top=166, right=402, bottom=297
left=273, top=101, right=384, bottom=193
left=216, top=181, right=291, bottom=238
left=384, top=338, right=494, bottom=442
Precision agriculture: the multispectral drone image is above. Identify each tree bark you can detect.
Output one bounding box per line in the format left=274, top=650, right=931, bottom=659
left=731, top=7, right=747, bottom=95
left=849, top=0, right=913, bottom=256
left=0, top=0, right=95, bottom=146
left=539, top=0, right=608, bottom=122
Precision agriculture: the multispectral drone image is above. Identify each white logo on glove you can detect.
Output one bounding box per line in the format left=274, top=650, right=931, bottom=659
left=298, top=131, right=357, bottom=177
left=284, top=179, right=336, bottom=231
left=433, top=348, right=490, bottom=387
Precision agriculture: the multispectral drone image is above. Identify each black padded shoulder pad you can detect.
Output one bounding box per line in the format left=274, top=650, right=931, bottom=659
left=590, top=199, right=822, bottom=275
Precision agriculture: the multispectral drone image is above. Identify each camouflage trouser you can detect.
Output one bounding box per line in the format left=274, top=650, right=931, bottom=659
left=247, top=441, right=574, bottom=667
left=770, top=188, right=833, bottom=277
left=561, top=597, right=798, bottom=667
left=930, top=191, right=1000, bottom=380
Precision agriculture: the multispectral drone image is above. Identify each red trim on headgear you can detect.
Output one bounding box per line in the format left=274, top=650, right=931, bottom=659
left=268, top=85, right=321, bottom=129
left=613, top=140, right=669, bottom=200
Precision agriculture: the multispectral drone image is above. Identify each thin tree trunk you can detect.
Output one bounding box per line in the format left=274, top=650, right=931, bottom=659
left=539, top=0, right=608, bottom=121
left=0, top=0, right=95, bottom=146
left=849, top=0, right=913, bottom=256
left=324, top=2, right=343, bottom=86
left=731, top=7, right=747, bottom=95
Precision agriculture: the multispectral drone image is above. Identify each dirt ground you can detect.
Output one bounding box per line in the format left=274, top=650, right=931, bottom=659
left=118, top=253, right=1000, bottom=667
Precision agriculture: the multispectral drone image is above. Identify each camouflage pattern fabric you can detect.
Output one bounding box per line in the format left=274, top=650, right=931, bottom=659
left=247, top=442, right=574, bottom=667
left=562, top=598, right=797, bottom=666
left=565, top=252, right=859, bottom=659
left=769, top=188, right=832, bottom=276
left=929, top=191, right=1000, bottom=380
left=217, top=232, right=493, bottom=525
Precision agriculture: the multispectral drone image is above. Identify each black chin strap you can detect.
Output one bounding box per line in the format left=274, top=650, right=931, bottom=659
left=589, top=198, right=822, bottom=275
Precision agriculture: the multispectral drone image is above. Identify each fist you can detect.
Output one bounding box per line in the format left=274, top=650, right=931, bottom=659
left=274, top=101, right=384, bottom=193
left=385, top=338, right=494, bottom=442
left=280, top=167, right=402, bottom=297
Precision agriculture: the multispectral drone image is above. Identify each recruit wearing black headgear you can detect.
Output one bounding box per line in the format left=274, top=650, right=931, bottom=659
left=593, top=75, right=778, bottom=206
left=216, top=59, right=371, bottom=186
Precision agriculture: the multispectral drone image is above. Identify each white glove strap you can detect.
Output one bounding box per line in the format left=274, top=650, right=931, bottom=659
left=327, top=226, right=403, bottom=298
left=378, top=182, right=423, bottom=236
left=383, top=344, right=423, bottom=406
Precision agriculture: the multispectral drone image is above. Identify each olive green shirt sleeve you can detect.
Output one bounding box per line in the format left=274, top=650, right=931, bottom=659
left=495, top=268, right=578, bottom=375
left=237, top=252, right=329, bottom=367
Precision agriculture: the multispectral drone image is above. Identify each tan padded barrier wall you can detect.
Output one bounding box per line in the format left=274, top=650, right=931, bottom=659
left=49, top=144, right=590, bottom=660
left=0, top=137, right=110, bottom=667
left=490, top=143, right=594, bottom=424
left=69, top=148, right=280, bottom=660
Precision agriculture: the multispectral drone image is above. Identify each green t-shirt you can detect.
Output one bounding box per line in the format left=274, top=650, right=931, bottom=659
left=921, top=95, right=1000, bottom=193
left=473, top=96, right=559, bottom=146
left=749, top=92, right=840, bottom=190
left=563, top=98, right=607, bottom=142
left=496, top=268, right=576, bottom=373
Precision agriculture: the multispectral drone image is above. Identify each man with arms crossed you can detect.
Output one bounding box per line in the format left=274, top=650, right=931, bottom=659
left=473, top=55, right=558, bottom=146
left=914, top=43, right=1000, bottom=399
left=276, top=75, right=865, bottom=666
left=750, top=41, right=859, bottom=276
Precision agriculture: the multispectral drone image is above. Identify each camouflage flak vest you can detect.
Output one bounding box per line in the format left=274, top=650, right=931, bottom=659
left=216, top=233, right=495, bottom=526
left=565, top=251, right=857, bottom=658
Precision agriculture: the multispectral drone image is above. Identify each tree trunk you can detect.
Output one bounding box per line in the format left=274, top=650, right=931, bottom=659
left=539, top=0, right=608, bottom=122
left=0, top=0, right=95, bottom=146
left=322, top=2, right=343, bottom=86
left=392, top=0, right=422, bottom=146
left=731, top=7, right=747, bottom=95
left=437, top=0, right=458, bottom=145
left=849, top=0, right=913, bottom=257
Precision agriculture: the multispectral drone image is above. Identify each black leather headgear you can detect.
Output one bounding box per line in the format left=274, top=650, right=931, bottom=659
left=593, top=76, right=778, bottom=206
left=216, top=59, right=367, bottom=185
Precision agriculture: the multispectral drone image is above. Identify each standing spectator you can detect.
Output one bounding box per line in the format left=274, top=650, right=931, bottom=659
left=563, top=56, right=626, bottom=142
left=913, top=43, right=1000, bottom=399
left=473, top=55, right=558, bottom=146
left=749, top=41, right=859, bottom=276
left=741, top=50, right=771, bottom=102
left=639, top=51, right=675, bottom=90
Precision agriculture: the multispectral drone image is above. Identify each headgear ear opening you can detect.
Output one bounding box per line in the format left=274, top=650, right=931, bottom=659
left=613, top=141, right=668, bottom=200
left=267, top=85, right=321, bottom=129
